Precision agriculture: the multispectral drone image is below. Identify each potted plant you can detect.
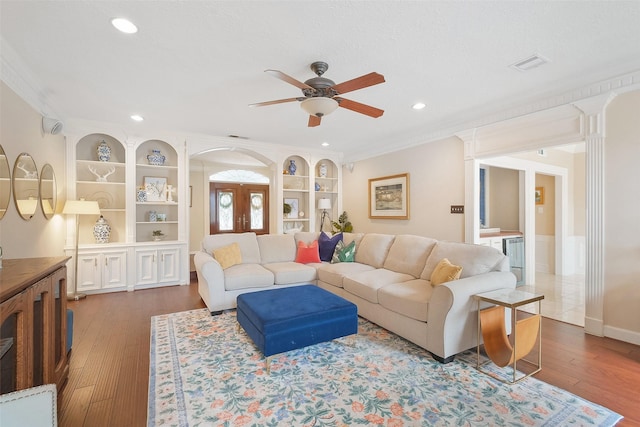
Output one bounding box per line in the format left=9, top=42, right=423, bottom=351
left=152, top=230, right=165, bottom=241
left=283, top=202, right=292, bottom=218
left=332, top=211, right=353, bottom=233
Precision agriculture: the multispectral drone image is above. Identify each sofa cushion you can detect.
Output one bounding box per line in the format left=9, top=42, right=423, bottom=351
left=223, top=263, right=274, bottom=291
left=342, top=232, right=365, bottom=251
left=319, top=231, right=343, bottom=262
left=383, top=235, right=437, bottom=277
left=212, top=243, right=242, bottom=269
left=295, top=240, right=321, bottom=264
left=378, top=279, right=433, bottom=322
left=317, top=262, right=375, bottom=288
left=257, top=234, right=296, bottom=263
left=202, top=232, right=261, bottom=264
left=262, top=262, right=318, bottom=285
left=421, top=241, right=505, bottom=280
left=354, top=233, right=396, bottom=268
left=331, top=240, right=356, bottom=263
left=343, top=268, right=414, bottom=303
left=294, top=231, right=319, bottom=246
left=430, top=258, right=463, bottom=286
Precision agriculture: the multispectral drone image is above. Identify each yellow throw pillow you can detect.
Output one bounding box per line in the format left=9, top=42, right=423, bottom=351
left=212, top=243, right=242, bottom=270
left=430, top=258, right=463, bottom=286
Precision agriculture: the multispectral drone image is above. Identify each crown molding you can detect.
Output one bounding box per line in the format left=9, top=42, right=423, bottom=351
left=347, top=69, right=640, bottom=163
left=0, top=36, right=62, bottom=119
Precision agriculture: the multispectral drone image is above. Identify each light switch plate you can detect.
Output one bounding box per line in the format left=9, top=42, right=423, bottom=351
left=450, top=205, right=464, bottom=214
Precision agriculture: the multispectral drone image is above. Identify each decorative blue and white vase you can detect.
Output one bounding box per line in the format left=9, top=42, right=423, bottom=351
left=147, top=149, right=166, bottom=166
left=136, top=188, right=147, bottom=202
left=319, top=163, right=327, bottom=177
left=149, top=210, right=157, bottom=222
left=315, top=182, right=321, bottom=191
left=288, top=159, right=297, bottom=176
left=97, top=140, right=111, bottom=162
left=93, top=215, right=111, bottom=243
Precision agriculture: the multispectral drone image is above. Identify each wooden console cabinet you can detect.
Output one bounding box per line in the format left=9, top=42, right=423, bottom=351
left=0, top=256, right=70, bottom=394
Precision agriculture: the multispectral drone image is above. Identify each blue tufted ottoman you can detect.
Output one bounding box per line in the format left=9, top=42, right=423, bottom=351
left=237, top=285, right=358, bottom=372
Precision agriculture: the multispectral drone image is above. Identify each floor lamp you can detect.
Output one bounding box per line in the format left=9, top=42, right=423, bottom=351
left=318, top=198, right=332, bottom=232
left=63, top=199, right=101, bottom=301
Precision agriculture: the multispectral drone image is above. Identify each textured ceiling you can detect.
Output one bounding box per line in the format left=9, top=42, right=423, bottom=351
left=1, top=1, right=639, bottom=161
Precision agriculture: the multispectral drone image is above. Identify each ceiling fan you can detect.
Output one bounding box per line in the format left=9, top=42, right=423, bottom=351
left=249, top=61, right=385, bottom=127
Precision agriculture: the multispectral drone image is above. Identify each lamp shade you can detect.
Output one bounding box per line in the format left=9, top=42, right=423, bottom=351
left=300, top=97, right=339, bottom=117
left=62, top=199, right=101, bottom=215
left=318, top=198, right=332, bottom=210
left=16, top=198, right=38, bottom=216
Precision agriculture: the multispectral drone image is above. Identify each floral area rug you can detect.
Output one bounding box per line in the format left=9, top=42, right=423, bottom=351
left=148, top=309, right=622, bottom=426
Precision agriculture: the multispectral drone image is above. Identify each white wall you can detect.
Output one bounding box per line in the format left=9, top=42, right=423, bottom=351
left=604, top=90, right=640, bottom=339
left=0, top=82, right=67, bottom=259
left=342, top=136, right=465, bottom=241
left=487, top=166, right=519, bottom=230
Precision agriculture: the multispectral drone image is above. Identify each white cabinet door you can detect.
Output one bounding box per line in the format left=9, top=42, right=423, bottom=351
left=135, top=246, right=182, bottom=287
left=103, top=252, right=127, bottom=289
left=77, top=250, right=127, bottom=291
left=158, top=248, right=180, bottom=284
left=136, top=249, right=159, bottom=286
left=77, top=253, right=101, bottom=291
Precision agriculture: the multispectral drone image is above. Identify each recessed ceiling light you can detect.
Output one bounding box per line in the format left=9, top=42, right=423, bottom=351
left=321, top=142, right=330, bottom=147
left=412, top=102, right=426, bottom=110
left=130, top=115, right=144, bottom=122
left=111, top=18, right=138, bottom=34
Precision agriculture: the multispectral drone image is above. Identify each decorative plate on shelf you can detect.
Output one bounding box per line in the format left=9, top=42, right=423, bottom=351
left=86, top=191, right=113, bottom=209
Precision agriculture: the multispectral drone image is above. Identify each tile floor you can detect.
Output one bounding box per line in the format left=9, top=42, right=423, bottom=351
left=519, top=272, right=585, bottom=326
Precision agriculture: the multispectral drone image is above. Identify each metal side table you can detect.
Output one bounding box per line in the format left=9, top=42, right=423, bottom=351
left=474, top=289, right=544, bottom=384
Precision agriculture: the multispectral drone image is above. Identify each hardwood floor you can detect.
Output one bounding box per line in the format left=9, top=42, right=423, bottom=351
left=58, top=280, right=640, bottom=426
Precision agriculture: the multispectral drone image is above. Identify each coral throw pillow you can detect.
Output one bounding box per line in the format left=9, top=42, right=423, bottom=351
left=331, top=240, right=356, bottom=263
left=318, top=231, right=343, bottom=262
left=430, top=258, right=463, bottom=286
left=212, top=243, right=242, bottom=270
left=295, top=240, right=321, bottom=264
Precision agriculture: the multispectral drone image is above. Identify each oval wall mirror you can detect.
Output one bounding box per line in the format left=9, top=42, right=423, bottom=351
left=0, top=144, right=10, bottom=220
left=40, top=163, right=56, bottom=219
left=13, top=152, right=39, bottom=220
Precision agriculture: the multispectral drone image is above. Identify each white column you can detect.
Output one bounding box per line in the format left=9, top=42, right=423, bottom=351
left=573, top=93, right=616, bottom=336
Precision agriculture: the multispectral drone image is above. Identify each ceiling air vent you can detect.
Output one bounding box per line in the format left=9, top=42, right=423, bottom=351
left=510, top=54, right=550, bottom=72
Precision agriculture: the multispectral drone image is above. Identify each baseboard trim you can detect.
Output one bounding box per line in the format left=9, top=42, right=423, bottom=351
left=584, top=317, right=604, bottom=336
left=603, top=325, right=640, bottom=346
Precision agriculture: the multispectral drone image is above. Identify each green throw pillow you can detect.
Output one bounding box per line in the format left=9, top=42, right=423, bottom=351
left=331, top=240, right=356, bottom=263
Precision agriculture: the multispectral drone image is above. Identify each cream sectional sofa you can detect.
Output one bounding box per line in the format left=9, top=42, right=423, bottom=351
left=194, top=231, right=516, bottom=363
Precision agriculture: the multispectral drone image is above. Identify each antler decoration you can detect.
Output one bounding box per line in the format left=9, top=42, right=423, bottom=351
left=88, top=165, right=116, bottom=182
left=17, top=162, right=38, bottom=179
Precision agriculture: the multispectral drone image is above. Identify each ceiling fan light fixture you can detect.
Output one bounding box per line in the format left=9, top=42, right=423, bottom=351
left=300, top=97, right=339, bottom=118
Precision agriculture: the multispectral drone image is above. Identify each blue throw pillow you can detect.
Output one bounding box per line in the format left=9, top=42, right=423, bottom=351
left=318, top=231, right=343, bottom=262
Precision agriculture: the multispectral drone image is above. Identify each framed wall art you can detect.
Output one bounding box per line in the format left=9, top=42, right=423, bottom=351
left=535, top=186, right=544, bottom=205
left=369, top=173, right=410, bottom=219
left=144, top=176, right=167, bottom=202
left=284, top=198, right=299, bottom=219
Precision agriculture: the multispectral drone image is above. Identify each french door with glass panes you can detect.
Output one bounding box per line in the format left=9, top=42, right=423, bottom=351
left=209, top=183, right=269, bottom=234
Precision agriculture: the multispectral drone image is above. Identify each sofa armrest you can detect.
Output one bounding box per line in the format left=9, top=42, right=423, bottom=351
left=194, top=251, right=225, bottom=313
left=426, top=271, right=516, bottom=360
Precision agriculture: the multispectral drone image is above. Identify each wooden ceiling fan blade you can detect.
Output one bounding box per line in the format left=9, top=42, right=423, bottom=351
left=249, top=97, right=303, bottom=107
left=337, top=98, right=384, bottom=118
left=308, top=115, right=321, bottom=127
left=332, top=72, right=385, bottom=95
left=265, top=69, right=314, bottom=90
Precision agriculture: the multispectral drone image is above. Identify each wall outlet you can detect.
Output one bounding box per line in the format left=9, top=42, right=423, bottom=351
left=450, top=205, right=464, bottom=214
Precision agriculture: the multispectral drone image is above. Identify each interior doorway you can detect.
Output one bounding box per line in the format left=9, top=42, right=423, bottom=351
left=482, top=144, right=586, bottom=326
